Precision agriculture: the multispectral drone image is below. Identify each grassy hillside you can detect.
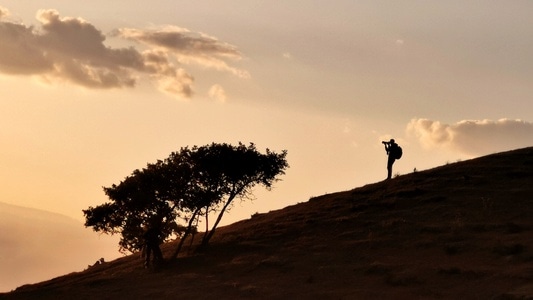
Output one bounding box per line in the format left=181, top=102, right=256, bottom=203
left=2, top=147, right=533, bottom=299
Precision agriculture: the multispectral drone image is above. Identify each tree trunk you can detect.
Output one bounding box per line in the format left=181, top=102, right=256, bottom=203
left=204, top=206, right=209, bottom=234
left=200, top=194, right=236, bottom=247
left=171, top=208, right=201, bottom=259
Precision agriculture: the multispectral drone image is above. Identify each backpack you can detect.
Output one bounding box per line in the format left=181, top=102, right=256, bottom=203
left=393, top=145, right=403, bottom=160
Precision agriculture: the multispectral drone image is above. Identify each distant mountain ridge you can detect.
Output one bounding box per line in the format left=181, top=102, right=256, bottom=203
left=2, top=147, right=533, bottom=299
left=0, top=202, right=119, bottom=292
left=0, top=202, right=78, bottom=225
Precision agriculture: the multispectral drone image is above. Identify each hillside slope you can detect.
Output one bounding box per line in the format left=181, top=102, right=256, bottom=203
left=2, top=147, right=533, bottom=299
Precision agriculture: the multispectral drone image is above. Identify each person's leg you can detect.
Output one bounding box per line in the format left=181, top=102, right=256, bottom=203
left=387, top=158, right=394, bottom=179
left=145, top=246, right=152, bottom=267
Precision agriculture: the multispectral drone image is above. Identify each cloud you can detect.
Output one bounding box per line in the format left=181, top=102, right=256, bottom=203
left=407, top=118, right=533, bottom=155
left=115, top=26, right=240, bottom=58
left=283, top=52, right=292, bottom=59
left=0, top=7, right=247, bottom=99
left=208, top=84, right=227, bottom=103
left=115, top=26, right=250, bottom=79
left=156, top=68, right=194, bottom=98
left=0, top=6, right=9, bottom=19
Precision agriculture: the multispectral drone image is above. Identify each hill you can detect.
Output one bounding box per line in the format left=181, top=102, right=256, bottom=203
left=0, top=203, right=119, bottom=292
left=1, top=147, right=533, bottom=299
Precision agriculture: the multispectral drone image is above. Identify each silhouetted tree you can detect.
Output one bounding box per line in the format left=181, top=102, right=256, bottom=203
left=84, top=159, right=184, bottom=253
left=83, top=142, right=288, bottom=259
left=189, top=143, right=289, bottom=249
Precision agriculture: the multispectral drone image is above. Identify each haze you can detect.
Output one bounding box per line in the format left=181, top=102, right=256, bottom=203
left=0, top=202, right=119, bottom=292
left=0, top=0, right=532, bottom=291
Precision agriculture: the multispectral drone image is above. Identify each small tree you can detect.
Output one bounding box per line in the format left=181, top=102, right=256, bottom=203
left=170, top=143, right=289, bottom=257
left=166, top=148, right=223, bottom=258
left=84, top=159, right=184, bottom=253
left=84, top=142, right=288, bottom=258
left=190, top=143, right=288, bottom=249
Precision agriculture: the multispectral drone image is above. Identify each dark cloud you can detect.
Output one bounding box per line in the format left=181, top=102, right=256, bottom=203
left=0, top=21, right=53, bottom=74
left=0, top=7, right=247, bottom=99
left=115, top=27, right=250, bottom=78
left=0, top=9, right=145, bottom=89
left=115, top=26, right=241, bottom=58
left=407, top=118, right=533, bottom=155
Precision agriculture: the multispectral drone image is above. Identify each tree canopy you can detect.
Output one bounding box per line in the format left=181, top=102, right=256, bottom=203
left=83, top=142, right=288, bottom=257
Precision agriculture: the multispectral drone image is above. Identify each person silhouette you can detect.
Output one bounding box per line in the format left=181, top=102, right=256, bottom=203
left=143, top=222, right=163, bottom=268
left=383, top=139, right=399, bottom=180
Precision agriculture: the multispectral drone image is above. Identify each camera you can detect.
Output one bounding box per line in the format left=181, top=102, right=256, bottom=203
left=382, top=141, right=388, bottom=144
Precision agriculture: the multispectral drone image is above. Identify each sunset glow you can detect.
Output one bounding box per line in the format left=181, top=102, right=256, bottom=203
left=1, top=1, right=532, bottom=291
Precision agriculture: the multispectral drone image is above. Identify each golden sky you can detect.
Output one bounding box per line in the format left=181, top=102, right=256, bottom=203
left=1, top=1, right=533, bottom=291
left=0, top=0, right=532, bottom=225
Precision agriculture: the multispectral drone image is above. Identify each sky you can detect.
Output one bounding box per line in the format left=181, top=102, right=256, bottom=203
left=0, top=0, right=532, bottom=270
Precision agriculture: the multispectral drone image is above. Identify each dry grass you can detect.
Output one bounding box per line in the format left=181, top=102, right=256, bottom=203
left=2, top=147, right=533, bottom=299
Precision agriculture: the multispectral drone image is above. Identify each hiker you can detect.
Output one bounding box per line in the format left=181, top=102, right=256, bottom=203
left=142, top=222, right=163, bottom=268
left=382, top=139, right=401, bottom=180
